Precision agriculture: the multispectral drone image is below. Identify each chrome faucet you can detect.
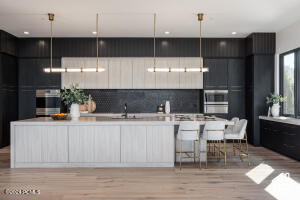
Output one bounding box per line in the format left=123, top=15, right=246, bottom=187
left=122, top=103, right=128, bottom=118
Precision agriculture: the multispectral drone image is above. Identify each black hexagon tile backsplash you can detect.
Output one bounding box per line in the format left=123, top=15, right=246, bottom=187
left=84, top=89, right=203, bottom=113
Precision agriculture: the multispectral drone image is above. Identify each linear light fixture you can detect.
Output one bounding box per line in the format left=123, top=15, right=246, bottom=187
left=147, top=13, right=208, bottom=73
left=44, top=13, right=105, bottom=73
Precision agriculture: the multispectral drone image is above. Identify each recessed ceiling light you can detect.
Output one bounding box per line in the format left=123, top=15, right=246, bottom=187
left=164, top=31, right=170, bottom=35
left=92, top=31, right=97, bottom=35
left=232, top=32, right=237, bottom=35
left=24, top=31, right=30, bottom=35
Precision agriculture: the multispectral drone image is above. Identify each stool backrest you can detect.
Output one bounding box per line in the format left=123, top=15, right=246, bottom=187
left=178, top=121, right=200, bottom=141
left=226, top=117, right=239, bottom=132
left=234, top=119, right=248, bottom=139
left=203, top=121, right=226, bottom=141
left=231, top=117, right=239, bottom=124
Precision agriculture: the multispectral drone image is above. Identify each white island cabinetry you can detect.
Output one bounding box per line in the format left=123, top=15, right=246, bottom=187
left=11, top=119, right=175, bottom=168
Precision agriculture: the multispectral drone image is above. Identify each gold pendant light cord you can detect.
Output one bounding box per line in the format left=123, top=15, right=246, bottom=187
left=199, top=18, right=202, bottom=72
left=96, top=13, right=99, bottom=72
left=50, top=17, right=53, bottom=72
left=153, top=13, right=156, bottom=72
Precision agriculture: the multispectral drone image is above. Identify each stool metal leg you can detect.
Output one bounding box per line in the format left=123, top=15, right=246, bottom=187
left=206, top=141, right=208, bottom=169
left=233, top=140, right=236, bottom=156
left=245, top=132, right=250, bottom=166
left=193, top=140, right=196, bottom=165
left=219, top=140, right=221, bottom=160
left=180, top=139, right=182, bottom=170
left=198, top=138, right=201, bottom=169
left=175, top=138, right=177, bottom=163
left=224, top=139, right=227, bottom=168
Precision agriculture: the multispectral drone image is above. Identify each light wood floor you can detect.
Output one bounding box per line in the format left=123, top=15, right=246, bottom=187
left=0, top=145, right=299, bottom=200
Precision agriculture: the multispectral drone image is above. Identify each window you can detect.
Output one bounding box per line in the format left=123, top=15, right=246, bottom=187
left=280, top=49, right=299, bottom=117
left=282, top=53, right=295, bottom=115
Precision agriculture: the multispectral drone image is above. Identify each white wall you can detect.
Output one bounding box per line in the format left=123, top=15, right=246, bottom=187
left=275, top=19, right=300, bottom=93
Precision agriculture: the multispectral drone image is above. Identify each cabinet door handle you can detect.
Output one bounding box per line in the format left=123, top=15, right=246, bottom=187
left=283, top=132, right=296, bottom=136
left=283, top=144, right=296, bottom=149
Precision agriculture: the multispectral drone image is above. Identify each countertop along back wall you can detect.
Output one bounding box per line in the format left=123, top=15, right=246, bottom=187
left=18, top=37, right=246, bottom=119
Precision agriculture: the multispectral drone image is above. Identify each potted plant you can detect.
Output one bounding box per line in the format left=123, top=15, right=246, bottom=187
left=266, top=93, right=287, bottom=117
left=59, top=83, right=88, bottom=119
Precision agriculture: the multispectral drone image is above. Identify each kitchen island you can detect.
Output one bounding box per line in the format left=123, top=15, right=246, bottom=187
left=11, top=115, right=233, bottom=168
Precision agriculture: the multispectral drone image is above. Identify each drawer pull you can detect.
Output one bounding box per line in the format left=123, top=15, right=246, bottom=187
left=283, top=144, right=296, bottom=148
left=283, top=132, right=296, bottom=136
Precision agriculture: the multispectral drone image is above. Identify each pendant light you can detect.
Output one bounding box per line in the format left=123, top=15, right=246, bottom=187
left=44, top=13, right=105, bottom=73
left=147, top=13, right=208, bottom=72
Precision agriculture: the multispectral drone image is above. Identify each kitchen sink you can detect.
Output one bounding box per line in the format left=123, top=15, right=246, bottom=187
left=111, top=115, right=143, bottom=119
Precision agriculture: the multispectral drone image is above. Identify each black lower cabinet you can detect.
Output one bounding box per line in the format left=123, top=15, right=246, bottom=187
left=260, top=119, right=300, bottom=161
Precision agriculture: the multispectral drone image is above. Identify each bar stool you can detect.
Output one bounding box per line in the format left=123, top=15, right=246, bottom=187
left=225, top=119, right=250, bottom=166
left=226, top=117, right=239, bottom=154
left=175, top=121, right=201, bottom=170
left=202, top=121, right=226, bottom=168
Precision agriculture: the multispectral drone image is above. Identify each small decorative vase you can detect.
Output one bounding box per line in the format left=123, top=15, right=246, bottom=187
left=165, top=101, right=170, bottom=114
left=70, top=103, right=80, bottom=120
left=271, top=103, right=280, bottom=117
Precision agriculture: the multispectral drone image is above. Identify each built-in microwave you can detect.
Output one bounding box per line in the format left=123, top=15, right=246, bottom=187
left=204, top=90, right=228, bottom=114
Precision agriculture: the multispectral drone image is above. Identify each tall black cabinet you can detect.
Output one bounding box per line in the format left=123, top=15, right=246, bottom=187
left=0, top=30, right=18, bottom=148
left=245, top=33, right=275, bottom=146
left=228, top=59, right=246, bottom=119
left=204, top=58, right=246, bottom=119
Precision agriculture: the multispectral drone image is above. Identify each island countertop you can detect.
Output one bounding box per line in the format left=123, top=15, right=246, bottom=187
left=12, top=116, right=234, bottom=126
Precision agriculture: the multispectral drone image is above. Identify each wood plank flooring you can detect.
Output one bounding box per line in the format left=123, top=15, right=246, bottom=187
left=0, top=145, right=299, bottom=200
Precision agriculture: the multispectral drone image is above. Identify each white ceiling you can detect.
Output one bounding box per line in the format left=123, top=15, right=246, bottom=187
left=0, top=0, right=300, bottom=38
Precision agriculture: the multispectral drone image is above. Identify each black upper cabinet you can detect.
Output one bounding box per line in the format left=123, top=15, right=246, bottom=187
left=246, top=33, right=276, bottom=56
left=18, top=38, right=246, bottom=58
left=203, top=59, right=228, bottom=89
left=228, top=59, right=245, bottom=88
left=0, top=54, right=18, bottom=87
left=18, top=58, right=61, bottom=88
left=0, top=30, right=18, bottom=57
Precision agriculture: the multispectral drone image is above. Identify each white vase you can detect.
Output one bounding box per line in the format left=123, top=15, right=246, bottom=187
left=70, top=103, right=80, bottom=120
left=271, top=103, right=280, bottom=117
left=165, top=101, right=170, bottom=114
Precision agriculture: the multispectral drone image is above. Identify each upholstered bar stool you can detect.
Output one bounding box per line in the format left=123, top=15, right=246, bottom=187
left=175, top=121, right=201, bottom=170
left=227, top=117, right=239, bottom=155
left=202, top=121, right=226, bottom=168
left=225, top=119, right=250, bottom=166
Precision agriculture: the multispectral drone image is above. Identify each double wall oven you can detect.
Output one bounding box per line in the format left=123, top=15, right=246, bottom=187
left=204, top=90, right=228, bottom=114
left=36, top=89, right=61, bottom=117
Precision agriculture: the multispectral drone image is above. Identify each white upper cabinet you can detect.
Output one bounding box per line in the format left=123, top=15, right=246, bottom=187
left=166, top=58, right=180, bottom=88
left=179, top=57, right=203, bottom=89
left=61, top=57, right=85, bottom=88
left=155, top=58, right=168, bottom=88
left=84, top=58, right=109, bottom=89
left=120, top=58, right=133, bottom=89
left=132, top=58, right=145, bottom=88
left=144, top=58, right=156, bottom=88
left=61, top=57, right=203, bottom=89
left=155, top=58, right=181, bottom=88
left=108, top=58, right=121, bottom=89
